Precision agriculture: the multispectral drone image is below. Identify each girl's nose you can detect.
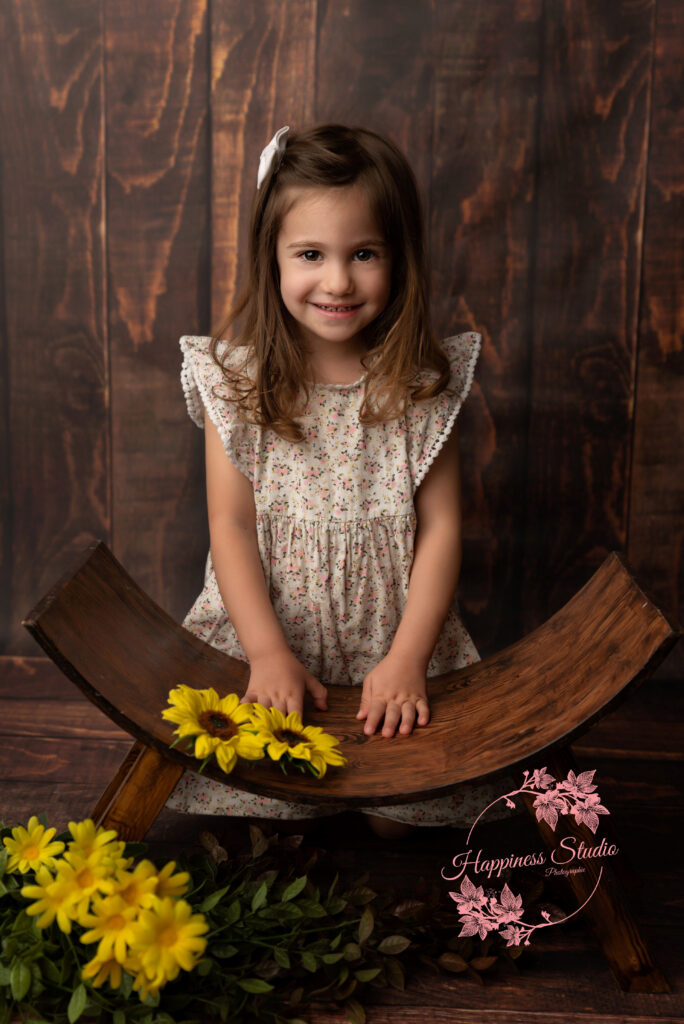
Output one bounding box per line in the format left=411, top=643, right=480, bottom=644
left=322, top=260, right=353, bottom=296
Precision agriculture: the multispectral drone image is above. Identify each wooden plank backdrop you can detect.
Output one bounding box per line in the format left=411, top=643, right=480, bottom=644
left=1, top=0, right=681, bottom=675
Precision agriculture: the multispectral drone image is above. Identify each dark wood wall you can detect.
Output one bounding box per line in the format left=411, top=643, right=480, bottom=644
left=1, top=0, right=681, bottom=675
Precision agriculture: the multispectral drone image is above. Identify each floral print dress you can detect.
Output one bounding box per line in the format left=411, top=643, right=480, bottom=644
left=166, top=332, right=513, bottom=826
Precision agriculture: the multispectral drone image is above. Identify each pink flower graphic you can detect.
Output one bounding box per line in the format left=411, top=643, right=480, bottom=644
left=532, top=789, right=570, bottom=830
left=458, top=913, right=492, bottom=940
left=448, top=875, right=487, bottom=915
left=572, top=791, right=610, bottom=833
left=449, top=766, right=610, bottom=947
left=489, top=884, right=524, bottom=925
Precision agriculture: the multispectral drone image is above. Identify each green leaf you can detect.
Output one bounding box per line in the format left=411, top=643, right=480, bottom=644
left=36, top=812, right=49, bottom=828
left=343, top=886, right=376, bottom=905
left=211, top=943, right=238, bottom=959
left=199, top=885, right=231, bottom=912
left=326, top=895, right=347, bottom=914
left=119, top=970, right=134, bottom=999
left=223, top=899, right=241, bottom=926
left=357, top=907, right=374, bottom=945
left=67, top=982, right=87, bottom=1023
left=320, top=952, right=344, bottom=965
left=384, top=957, right=405, bottom=990
left=251, top=881, right=268, bottom=912
left=297, top=899, right=326, bottom=918
left=281, top=875, right=307, bottom=903
left=0, top=847, right=7, bottom=878
left=300, top=952, right=317, bottom=973
left=9, top=961, right=31, bottom=1002
left=249, top=825, right=269, bottom=858
left=470, top=955, right=498, bottom=971
left=41, top=958, right=61, bottom=985
left=113, top=1011, right=126, bottom=1024
left=377, top=934, right=411, bottom=955
left=343, top=942, right=361, bottom=961
left=273, top=948, right=291, bottom=969
left=0, top=966, right=10, bottom=986
left=437, top=951, right=469, bottom=973
left=237, top=977, right=274, bottom=993
left=344, top=996, right=366, bottom=1023
left=354, top=967, right=381, bottom=983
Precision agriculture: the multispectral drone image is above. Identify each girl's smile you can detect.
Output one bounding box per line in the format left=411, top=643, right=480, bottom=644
left=275, top=185, right=392, bottom=366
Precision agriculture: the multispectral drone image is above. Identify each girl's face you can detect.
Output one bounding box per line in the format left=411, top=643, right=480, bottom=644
left=275, top=184, right=392, bottom=363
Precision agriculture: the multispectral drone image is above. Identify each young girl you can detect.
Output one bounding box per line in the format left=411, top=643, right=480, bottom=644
left=167, top=123, right=511, bottom=836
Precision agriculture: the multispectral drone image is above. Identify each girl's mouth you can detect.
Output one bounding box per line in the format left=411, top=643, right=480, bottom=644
left=312, top=302, right=362, bottom=318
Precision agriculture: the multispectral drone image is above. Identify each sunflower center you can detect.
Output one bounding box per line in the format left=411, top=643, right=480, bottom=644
left=23, top=844, right=40, bottom=860
left=198, top=710, right=238, bottom=739
left=274, top=728, right=306, bottom=747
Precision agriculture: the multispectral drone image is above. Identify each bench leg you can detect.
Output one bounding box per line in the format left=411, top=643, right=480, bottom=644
left=524, top=747, right=669, bottom=992
left=92, top=741, right=184, bottom=842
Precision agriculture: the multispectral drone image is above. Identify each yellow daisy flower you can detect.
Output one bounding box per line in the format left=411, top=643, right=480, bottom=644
left=66, top=819, right=129, bottom=871
left=82, top=953, right=124, bottom=990
left=162, top=685, right=266, bottom=774
left=154, top=861, right=190, bottom=900
left=79, top=893, right=140, bottom=963
left=130, top=897, right=208, bottom=985
left=131, top=965, right=163, bottom=1001
left=113, top=859, right=159, bottom=909
left=55, top=851, right=116, bottom=918
left=21, top=865, right=78, bottom=933
left=249, top=706, right=347, bottom=778
left=3, top=816, right=65, bottom=874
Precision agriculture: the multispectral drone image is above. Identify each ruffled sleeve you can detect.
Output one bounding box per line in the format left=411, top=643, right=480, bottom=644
left=179, top=334, right=256, bottom=483
left=406, top=332, right=481, bottom=490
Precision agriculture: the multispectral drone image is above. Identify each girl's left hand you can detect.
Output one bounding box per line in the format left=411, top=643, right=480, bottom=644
left=356, top=652, right=430, bottom=737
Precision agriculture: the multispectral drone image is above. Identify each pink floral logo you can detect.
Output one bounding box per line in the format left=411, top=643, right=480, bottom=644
left=443, top=768, right=613, bottom=947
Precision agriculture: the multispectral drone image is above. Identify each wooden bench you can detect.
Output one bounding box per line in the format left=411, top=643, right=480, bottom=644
left=23, top=541, right=679, bottom=992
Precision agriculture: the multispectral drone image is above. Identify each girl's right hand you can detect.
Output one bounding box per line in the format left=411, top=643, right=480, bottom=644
left=241, top=648, right=328, bottom=719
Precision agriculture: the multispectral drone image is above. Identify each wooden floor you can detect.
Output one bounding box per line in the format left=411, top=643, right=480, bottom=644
left=1, top=655, right=683, bottom=1024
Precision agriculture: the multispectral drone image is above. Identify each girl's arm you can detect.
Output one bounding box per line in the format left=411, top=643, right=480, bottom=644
left=204, top=412, right=327, bottom=715
left=356, top=424, right=463, bottom=737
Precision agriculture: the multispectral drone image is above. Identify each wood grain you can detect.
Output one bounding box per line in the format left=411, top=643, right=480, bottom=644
left=105, top=0, right=211, bottom=624
left=627, top=0, right=684, bottom=681
left=0, top=0, right=109, bottom=654
left=22, top=542, right=678, bottom=808
left=210, top=0, right=317, bottom=325
left=522, top=1, right=656, bottom=628
left=431, top=0, right=542, bottom=655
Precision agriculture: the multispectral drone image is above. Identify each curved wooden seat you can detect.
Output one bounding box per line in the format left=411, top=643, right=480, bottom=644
left=22, top=541, right=680, bottom=993
left=23, top=541, right=678, bottom=806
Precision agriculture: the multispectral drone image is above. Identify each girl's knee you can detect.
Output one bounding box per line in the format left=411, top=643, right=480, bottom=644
left=362, top=812, right=416, bottom=839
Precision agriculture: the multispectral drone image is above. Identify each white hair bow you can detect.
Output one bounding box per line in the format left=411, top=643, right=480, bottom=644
left=256, top=125, right=290, bottom=189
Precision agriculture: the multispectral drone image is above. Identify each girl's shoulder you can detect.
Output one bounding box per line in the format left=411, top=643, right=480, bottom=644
left=180, top=334, right=255, bottom=374
left=412, top=331, right=482, bottom=396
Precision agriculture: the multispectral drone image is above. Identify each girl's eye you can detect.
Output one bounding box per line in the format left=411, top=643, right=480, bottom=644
left=354, top=249, right=376, bottom=262
left=299, top=250, right=321, bottom=262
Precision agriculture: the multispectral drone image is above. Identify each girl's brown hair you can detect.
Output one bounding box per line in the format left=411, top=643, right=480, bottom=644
left=210, top=123, right=452, bottom=442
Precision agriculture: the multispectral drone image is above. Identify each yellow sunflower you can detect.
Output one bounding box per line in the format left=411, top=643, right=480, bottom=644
left=3, top=816, right=65, bottom=874
left=21, top=865, right=78, bottom=933
left=79, top=893, right=140, bottom=963
left=248, top=705, right=347, bottom=778
left=130, top=897, right=208, bottom=986
left=162, top=685, right=266, bottom=774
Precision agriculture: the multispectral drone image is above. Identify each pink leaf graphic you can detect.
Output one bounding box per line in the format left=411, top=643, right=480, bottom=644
left=490, top=884, right=524, bottom=924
